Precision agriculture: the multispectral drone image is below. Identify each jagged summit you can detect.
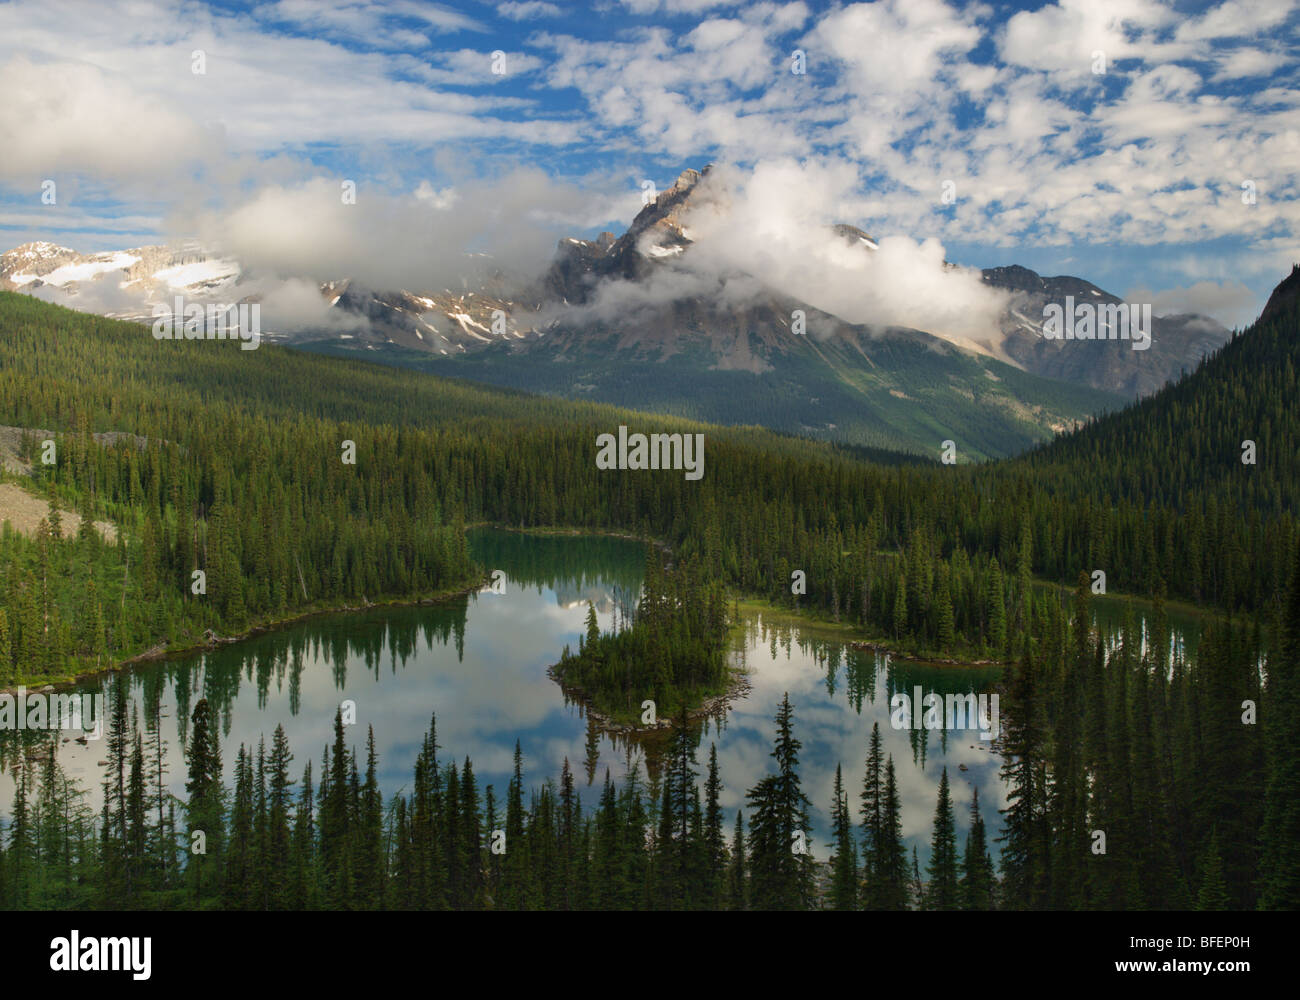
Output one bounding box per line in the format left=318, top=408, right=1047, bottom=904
left=622, top=164, right=713, bottom=251
left=832, top=224, right=878, bottom=249
left=7, top=241, right=76, bottom=258
left=0, top=242, right=238, bottom=303
left=0, top=165, right=1235, bottom=415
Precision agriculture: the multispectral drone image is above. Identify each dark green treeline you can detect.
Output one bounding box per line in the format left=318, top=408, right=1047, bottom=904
left=5, top=552, right=1300, bottom=911
left=3, top=289, right=1297, bottom=690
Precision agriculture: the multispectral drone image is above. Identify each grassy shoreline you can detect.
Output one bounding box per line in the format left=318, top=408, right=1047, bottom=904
left=731, top=594, right=1007, bottom=665
left=732, top=578, right=1216, bottom=668
left=6, top=522, right=1219, bottom=700
left=1, top=573, right=489, bottom=697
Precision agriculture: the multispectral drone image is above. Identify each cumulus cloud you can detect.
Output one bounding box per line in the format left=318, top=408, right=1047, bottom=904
left=0, top=0, right=576, bottom=188
left=247, top=277, right=371, bottom=335
left=680, top=162, right=1011, bottom=345
left=810, top=0, right=982, bottom=99
left=497, top=1, right=563, bottom=20
left=548, top=160, right=1013, bottom=352
left=1124, top=279, right=1259, bottom=328
left=0, top=0, right=1295, bottom=317
left=999, top=0, right=1176, bottom=77
left=197, top=170, right=625, bottom=291
left=0, top=56, right=209, bottom=184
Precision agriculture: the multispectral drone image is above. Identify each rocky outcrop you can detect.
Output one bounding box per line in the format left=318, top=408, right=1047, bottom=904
left=982, top=265, right=1229, bottom=398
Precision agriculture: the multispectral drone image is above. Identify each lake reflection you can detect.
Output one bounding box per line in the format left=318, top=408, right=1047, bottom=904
left=0, top=530, right=1210, bottom=866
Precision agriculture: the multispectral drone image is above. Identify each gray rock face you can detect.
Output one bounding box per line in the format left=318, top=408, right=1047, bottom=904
left=1, top=241, right=239, bottom=301
left=0, top=166, right=1231, bottom=407
left=981, top=265, right=1230, bottom=398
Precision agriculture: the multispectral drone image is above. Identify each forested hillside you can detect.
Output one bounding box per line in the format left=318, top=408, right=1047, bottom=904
left=326, top=323, right=1121, bottom=461
left=2, top=277, right=1300, bottom=911
left=4, top=560, right=1297, bottom=910
left=1025, top=264, right=1300, bottom=518
left=0, top=285, right=1294, bottom=691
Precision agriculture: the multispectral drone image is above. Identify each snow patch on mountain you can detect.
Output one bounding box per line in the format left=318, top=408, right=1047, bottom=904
left=153, top=259, right=238, bottom=289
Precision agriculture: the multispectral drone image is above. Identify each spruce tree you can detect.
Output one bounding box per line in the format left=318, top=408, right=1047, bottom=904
left=266, top=724, right=294, bottom=907
left=859, top=721, right=883, bottom=907
left=875, top=756, right=909, bottom=910
left=727, top=810, right=747, bottom=912
left=702, top=743, right=726, bottom=910
left=830, top=762, right=858, bottom=910
left=925, top=767, right=959, bottom=910
left=184, top=697, right=224, bottom=902
left=1197, top=831, right=1230, bottom=911
left=744, top=693, right=815, bottom=910
left=961, top=787, right=995, bottom=910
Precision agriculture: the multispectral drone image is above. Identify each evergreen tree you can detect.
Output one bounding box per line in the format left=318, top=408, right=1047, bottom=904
left=1197, top=830, right=1230, bottom=911
left=184, top=698, right=224, bottom=902
left=859, top=721, right=884, bottom=907
left=925, top=767, right=959, bottom=910
left=727, top=809, right=747, bottom=912
left=266, top=724, right=295, bottom=907
left=998, top=653, right=1049, bottom=908
left=961, top=787, right=995, bottom=910
left=702, top=743, right=726, bottom=910
left=745, top=694, right=815, bottom=910
left=830, top=762, right=857, bottom=910
left=875, top=757, right=909, bottom=910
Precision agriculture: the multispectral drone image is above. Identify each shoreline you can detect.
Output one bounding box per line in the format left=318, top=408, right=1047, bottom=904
left=843, top=640, right=1008, bottom=667
left=732, top=597, right=1009, bottom=668
left=467, top=521, right=674, bottom=555
left=9, top=525, right=1203, bottom=699
left=4, top=520, right=665, bottom=698
left=1, top=574, right=490, bottom=697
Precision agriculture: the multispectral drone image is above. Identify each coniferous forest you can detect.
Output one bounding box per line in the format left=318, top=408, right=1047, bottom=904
left=2, top=561, right=1296, bottom=912
left=7, top=6, right=1300, bottom=987
left=1, top=281, right=1299, bottom=913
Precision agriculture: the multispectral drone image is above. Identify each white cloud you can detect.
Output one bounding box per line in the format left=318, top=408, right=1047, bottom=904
left=551, top=160, right=1013, bottom=351
left=256, top=0, right=487, bottom=41
left=1210, top=47, right=1288, bottom=81
left=1128, top=276, right=1258, bottom=323
left=497, top=1, right=563, bottom=20
left=617, top=0, right=742, bottom=14
left=1125, top=279, right=1262, bottom=328
left=0, top=0, right=1294, bottom=304
left=0, top=56, right=209, bottom=184
left=198, top=170, right=626, bottom=291
left=252, top=276, right=371, bottom=334
left=999, top=0, right=1177, bottom=76
left=0, top=1, right=575, bottom=175
left=810, top=0, right=982, bottom=100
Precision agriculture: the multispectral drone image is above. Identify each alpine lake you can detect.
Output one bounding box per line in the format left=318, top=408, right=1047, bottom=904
left=0, top=529, right=1210, bottom=865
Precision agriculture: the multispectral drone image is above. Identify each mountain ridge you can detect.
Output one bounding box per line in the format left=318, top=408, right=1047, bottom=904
left=0, top=167, right=1231, bottom=458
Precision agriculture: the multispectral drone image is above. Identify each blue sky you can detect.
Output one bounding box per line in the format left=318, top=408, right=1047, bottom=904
left=1, top=0, right=1297, bottom=326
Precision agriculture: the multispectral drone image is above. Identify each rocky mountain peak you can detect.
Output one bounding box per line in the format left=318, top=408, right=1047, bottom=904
left=670, top=167, right=703, bottom=193
left=628, top=166, right=710, bottom=238
left=831, top=223, right=878, bottom=249
left=9, top=241, right=75, bottom=258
